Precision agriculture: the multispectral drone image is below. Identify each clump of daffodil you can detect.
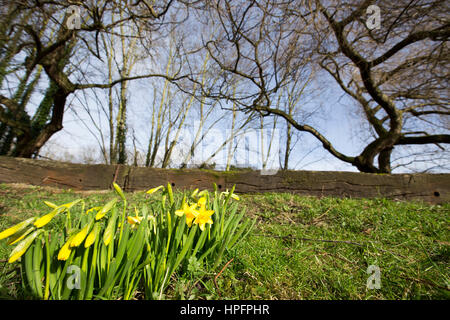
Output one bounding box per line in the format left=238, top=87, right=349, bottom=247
left=175, top=197, right=199, bottom=227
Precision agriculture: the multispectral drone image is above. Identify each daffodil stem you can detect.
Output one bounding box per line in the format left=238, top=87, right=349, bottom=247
left=118, top=200, right=127, bottom=244
left=44, top=233, right=50, bottom=300
left=107, top=241, right=113, bottom=273
left=66, top=209, right=71, bottom=233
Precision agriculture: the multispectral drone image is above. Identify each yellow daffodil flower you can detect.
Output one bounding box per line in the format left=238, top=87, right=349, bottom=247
left=175, top=200, right=199, bottom=227
left=127, top=215, right=143, bottom=228
left=221, top=191, right=240, bottom=201
left=193, top=205, right=214, bottom=231
left=126, top=207, right=143, bottom=229
left=191, top=188, right=199, bottom=198
left=197, top=197, right=207, bottom=208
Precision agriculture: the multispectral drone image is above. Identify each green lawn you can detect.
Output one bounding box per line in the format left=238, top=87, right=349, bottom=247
left=0, top=183, right=448, bottom=299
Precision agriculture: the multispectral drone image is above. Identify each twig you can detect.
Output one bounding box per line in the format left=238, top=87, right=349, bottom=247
left=214, top=258, right=234, bottom=297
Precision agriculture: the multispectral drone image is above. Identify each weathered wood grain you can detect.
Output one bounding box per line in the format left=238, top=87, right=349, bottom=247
left=0, top=156, right=448, bottom=204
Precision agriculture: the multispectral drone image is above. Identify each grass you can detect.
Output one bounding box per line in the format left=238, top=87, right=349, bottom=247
left=0, top=183, right=448, bottom=300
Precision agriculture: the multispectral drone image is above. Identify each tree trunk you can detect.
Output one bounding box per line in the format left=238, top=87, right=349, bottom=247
left=14, top=89, right=66, bottom=158
left=378, top=147, right=393, bottom=173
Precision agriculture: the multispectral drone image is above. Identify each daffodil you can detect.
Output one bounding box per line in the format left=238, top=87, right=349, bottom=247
left=95, top=198, right=118, bottom=220
left=193, top=205, right=214, bottom=231
left=60, top=199, right=83, bottom=210
left=127, top=215, right=143, bottom=228
left=0, top=217, right=36, bottom=240
left=7, top=227, right=34, bottom=245
left=84, top=223, right=100, bottom=248
left=221, top=191, right=240, bottom=201
left=126, top=207, right=143, bottom=229
left=70, top=221, right=93, bottom=247
left=175, top=200, right=199, bottom=227
left=146, top=185, right=164, bottom=195
left=103, top=208, right=119, bottom=246
left=58, top=235, right=76, bottom=261
left=113, top=182, right=126, bottom=201
left=34, top=213, right=55, bottom=228
left=86, top=206, right=102, bottom=215
left=43, top=201, right=58, bottom=209
left=198, top=190, right=209, bottom=197
left=8, top=230, right=43, bottom=263
left=34, top=207, right=64, bottom=228
left=197, top=197, right=207, bottom=208
left=191, top=188, right=199, bottom=198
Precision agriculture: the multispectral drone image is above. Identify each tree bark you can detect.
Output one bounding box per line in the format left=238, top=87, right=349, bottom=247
left=14, top=87, right=67, bottom=158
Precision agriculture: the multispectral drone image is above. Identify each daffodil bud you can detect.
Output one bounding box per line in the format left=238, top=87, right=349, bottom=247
left=34, top=207, right=65, bottom=228
left=95, top=198, right=118, bottom=220
left=0, top=217, right=36, bottom=240
left=8, top=229, right=44, bottom=263
left=146, top=185, right=164, bottom=195
left=43, top=201, right=58, bottom=209
left=70, top=220, right=93, bottom=247
left=58, top=235, right=76, bottom=261
left=84, top=223, right=100, bottom=248
left=103, top=208, right=119, bottom=246
left=113, top=182, right=126, bottom=201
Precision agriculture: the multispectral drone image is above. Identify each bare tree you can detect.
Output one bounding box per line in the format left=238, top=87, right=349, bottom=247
left=192, top=0, right=449, bottom=173
left=0, top=0, right=179, bottom=158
